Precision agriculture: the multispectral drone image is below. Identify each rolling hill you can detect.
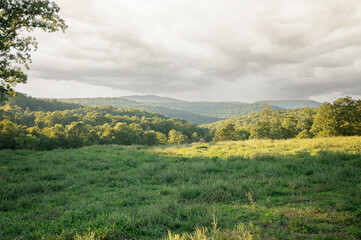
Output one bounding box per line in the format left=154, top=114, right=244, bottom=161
left=59, top=97, right=284, bottom=124
left=59, top=97, right=223, bottom=125
left=120, top=95, right=186, bottom=103
left=147, top=101, right=282, bottom=119
left=254, top=100, right=322, bottom=109
left=4, top=94, right=322, bottom=125
left=201, top=108, right=316, bottom=130
left=0, top=92, right=82, bottom=111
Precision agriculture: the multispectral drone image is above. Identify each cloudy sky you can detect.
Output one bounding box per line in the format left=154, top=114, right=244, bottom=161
left=16, top=0, right=361, bottom=102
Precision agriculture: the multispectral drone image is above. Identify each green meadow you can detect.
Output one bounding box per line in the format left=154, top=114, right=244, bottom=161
left=1, top=136, right=360, bottom=239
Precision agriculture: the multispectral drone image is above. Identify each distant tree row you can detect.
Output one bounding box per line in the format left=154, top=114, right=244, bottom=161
left=213, top=97, right=361, bottom=141
left=0, top=102, right=212, bottom=150
left=0, top=93, right=81, bottom=112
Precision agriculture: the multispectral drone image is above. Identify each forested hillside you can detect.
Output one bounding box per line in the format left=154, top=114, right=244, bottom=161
left=144, top=101, right=283, bottom=118
left=1, top=94, right=360, bottom=151
left=60, top=97, right=283, bottom=124
left=204, top=96, right=361, bottom=141
left=121, top=95, right=186, bottom=103
left=203, top=108, right=315, bottom=130
left=254, top=100, right=322, bottom=109
left=60, top=97, right=223, bottom=125
left=0, top=93, right=81, bottom=111
left=0, top=94, right=212, bottom=150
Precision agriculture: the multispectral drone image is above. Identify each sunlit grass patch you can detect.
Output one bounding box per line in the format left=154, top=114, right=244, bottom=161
left=165, top=217, right=259, bottom=240
left=0, top=136, right=360, bottom=239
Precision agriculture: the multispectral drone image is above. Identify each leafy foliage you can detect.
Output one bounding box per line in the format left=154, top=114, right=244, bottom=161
left=214, top=123, right=238, bottom=141
left=0, top=95, right=212, bottom=150
left=0, top=92, right=81, bottom=111
left=168, top=129, right=188, bottom=144
left=204, top=97, right=361, bottom=141
left=0, top=0, right=67, bottom=100
left=1, top=95, right=360, bottom=149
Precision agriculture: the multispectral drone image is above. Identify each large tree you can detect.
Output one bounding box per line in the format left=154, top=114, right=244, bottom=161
left=311, top=102, right=337, bottom=137
left=0, top=0, right=67, bottom=100
left=214, top=123, right=237, bottom=141
left=311, top=97, right=361, bottom=137
left=333, top=96, right=361, bottom=136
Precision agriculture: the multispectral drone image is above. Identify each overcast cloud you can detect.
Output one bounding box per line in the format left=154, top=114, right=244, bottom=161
left=15, top=0, right=361, bottom=102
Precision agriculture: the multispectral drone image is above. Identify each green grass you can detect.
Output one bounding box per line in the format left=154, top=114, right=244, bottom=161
left=1, top=137, right=360, bottom=239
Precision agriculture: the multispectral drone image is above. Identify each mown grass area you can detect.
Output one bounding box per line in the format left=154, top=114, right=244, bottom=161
left=0, top=137, right=360, bottom=239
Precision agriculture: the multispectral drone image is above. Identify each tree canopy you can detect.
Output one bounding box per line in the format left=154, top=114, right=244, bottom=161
left=0, top=94, right=212, bottom=150
left=0, top=0, right=67, bottom=100
left=206, top=96, right=361, bottom=141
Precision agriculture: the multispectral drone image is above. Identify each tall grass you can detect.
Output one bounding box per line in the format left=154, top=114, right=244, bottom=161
left=165, top=216, right=259, bottom=240
left=0, top=136, right=360, bottom=239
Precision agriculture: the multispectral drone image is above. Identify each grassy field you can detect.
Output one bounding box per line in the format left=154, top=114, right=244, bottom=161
left=0, top=137, right=360, bottom=239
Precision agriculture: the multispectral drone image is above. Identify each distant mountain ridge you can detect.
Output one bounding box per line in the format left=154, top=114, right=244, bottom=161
left=144, top=101, right=282, bottom=119
left=59, top=97, right=223, bottom=125
left=254, top=100, right=322, bottom=109
left=120, top=96, right=322, bottom=109
left=3, top=93, right=323, bottom=125
left=60, top=96, right=283, bottom=124
left=120, top=95, right=186, bottom=103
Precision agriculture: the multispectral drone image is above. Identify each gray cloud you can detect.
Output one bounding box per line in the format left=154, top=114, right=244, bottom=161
left=21, top=0, right=361, bottom=101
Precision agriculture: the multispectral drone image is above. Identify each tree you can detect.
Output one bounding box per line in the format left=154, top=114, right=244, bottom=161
left=311, top=103, right=337, bottom=137
left=260, top=104, right=272, bottom=122
left=0, top=0, right=67, bottom=100
left=65, top=122, right=88, bottom=148
left=45, top=124, right=66, bottom=147
left=100, top=123, right=116, bottom=144
left=113, top=122, right=141, bottom=145
left=250, top=104, right=272, bottom=139
left=156, top=131, right=168, bottom=145
left=0, top=119, right=19, bottom=149
left=297, top=106, right=314, bottom=132
left=142, top=130, right=158, bottom=146
left=168, top=129, right=188, bottom=144
left=333, top=97, right=361, bottom=136
left=282, top=114, right=298, bottom=138
left=270, top=113, right=284, bottom=139
left=236, top=129, right=250, bottom=140
left=250, top=121, right=271, bottom=139
left=214, top=123, right=237, bottom=141
left=296, top=129, right=313, bottom=139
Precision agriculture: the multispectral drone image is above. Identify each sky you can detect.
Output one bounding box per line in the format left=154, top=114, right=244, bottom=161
left=15, top=0, right=361, bottom=102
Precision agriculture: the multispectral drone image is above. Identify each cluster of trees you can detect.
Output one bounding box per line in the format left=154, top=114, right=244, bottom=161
left=0, top=98, right=212, bottom=150
left=0, top=93, right=81, bottom=111
left=1, top=95, right=360, bottom=149
left=213, top=97, right=361, bottom=141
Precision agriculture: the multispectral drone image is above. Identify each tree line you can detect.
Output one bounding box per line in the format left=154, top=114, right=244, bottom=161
left=1, top=96, right=360, bottom=150
left=0, top=99, right=212, bottom=150
left=213, top=97, right=361, bottom=141
left=0, top=92, right=81, bottom=111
